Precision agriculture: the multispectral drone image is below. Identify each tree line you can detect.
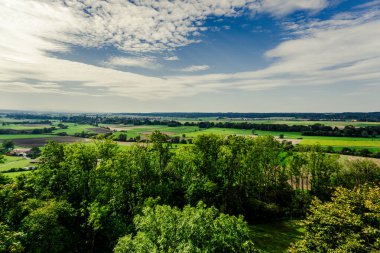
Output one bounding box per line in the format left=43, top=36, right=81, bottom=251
left=1, top=132, right=379, bottom=252
left=0, top=127, right=56, bottom=135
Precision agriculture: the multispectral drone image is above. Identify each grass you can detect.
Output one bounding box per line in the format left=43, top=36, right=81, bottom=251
left=0, top=134, right=53, bottom=140
left=4, top=170, right=32, bottom=178
left=300, top=139, right=380, bottom=148
left=0, top=123, right=51, bottom=130
left=184, top=128, right=253, bottom=137
left=51, top=123, right=97, bottom=135
left=0, top=156, right=32, bottom=172
left=250, top=220, right=305, bottom=253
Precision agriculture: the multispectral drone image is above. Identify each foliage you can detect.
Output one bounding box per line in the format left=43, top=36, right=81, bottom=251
left=114, top=202, right=258, bottom=253
left=333, top=159, right=380, bottom=188
left=2, top=140, right=14, bottom=151
left=0, top=223, right=24, bottom=253
left=0, top=132, right=378, bottom=252
left=289, top=186, right=380, bottom=252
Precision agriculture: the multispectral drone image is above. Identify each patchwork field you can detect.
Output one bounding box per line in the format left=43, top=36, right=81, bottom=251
left=0, top=155, right=34, bottom=178
left=0, top=136, right=91, bottom=147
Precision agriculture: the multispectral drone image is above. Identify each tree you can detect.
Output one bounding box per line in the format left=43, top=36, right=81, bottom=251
left=2, top=140, right=14, bottom=151
left=289, top=186, right=380, bottom=252
left=333, top=159, right=380, bottom=188
left=21, top=200, right=77, bottom=253
left=114, top=202, right=258, bottom=253
left=27, top=146, right=41, bottom=159
left=0, top=223, right=24, bottom=253
left=118, top=133, right=127, bottom=142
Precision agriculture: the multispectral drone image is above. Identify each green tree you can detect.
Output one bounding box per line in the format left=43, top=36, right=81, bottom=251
left=289, top=186, right=380, bottom=252
left=21, top=200, right=77, bottom=253
left=2, top=140, right=14, bottom=151
left=333, top=159, right=380, bottom=188
left=114, top=202, right=258, bottom=253
left=0, top=223, right=24, bottom=253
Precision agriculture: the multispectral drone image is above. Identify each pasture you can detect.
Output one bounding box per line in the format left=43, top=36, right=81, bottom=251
left=0, top=155, right=33, bottom=178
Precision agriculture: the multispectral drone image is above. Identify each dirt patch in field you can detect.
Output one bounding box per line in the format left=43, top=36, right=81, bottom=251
left=0, top=137, right=91, bottom=147
left=340, top=155, right=380, bottom=166
left=105, top=125, right=149, bottom=131
left=275, top=138, right=301, bottom=145
left=86, top=128, right=112, bottom=134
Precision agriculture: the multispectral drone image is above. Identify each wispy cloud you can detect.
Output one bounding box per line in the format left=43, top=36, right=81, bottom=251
left=249, top=0, right=328, bottom=17
left=105, top=56, right=160, bottom=69
left=180, top=65, right=210, bottom=72
left=165, top=56, right=179, bottom=61
left=2, top=0, right=378, bottom=103
left=355, top=0, right=380, bottom=9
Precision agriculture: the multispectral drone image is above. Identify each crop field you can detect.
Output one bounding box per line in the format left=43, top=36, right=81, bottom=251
left=0, top=134, right=54, bottom=140
left=1, top=117, right=380, bottom=153
left=0, top=136, right=90, bottom=147
left=0, top=123, right=52, bottom=130
left=52, top=123, right=97, bottom=135
left=300, top=138, right=380, bottom=149
left=107, top=125, right=200, bottom=138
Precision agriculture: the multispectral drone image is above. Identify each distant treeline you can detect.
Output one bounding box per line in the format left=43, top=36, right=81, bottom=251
left=0, top=127, right=56, bottom=134
left=190, top=121, right=380, bottom=138
left=6, top=112, right=380, bottom=122
left=1, top=120, right=52, bottom=125
left=117, top=112, right=380, bottom=121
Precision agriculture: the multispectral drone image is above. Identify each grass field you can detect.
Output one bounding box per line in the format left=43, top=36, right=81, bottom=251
left=0, top=134, right=53, bottom=140
left=250, top=220, right=305, bottom=252
left=0, top=156, right=32, bottom=172
left=300, top=139, right=380, bottom=149
left=52, top=123, right=97, bottom=135
left=1, top=117, right=379, bottom=152
left=0, top=123, right=52, bottom=130
left=0, top=156, right=33, bottom=178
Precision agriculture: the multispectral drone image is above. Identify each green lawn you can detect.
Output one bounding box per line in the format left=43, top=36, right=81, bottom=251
left=0, top=134, right=53, bottom=140
left=0, top=156, right=32, bottom=172
left=4, top=170, right=32, bottom=178
left=250, top=220, right=305, bottom=253
left=52, top=123, right=97, bottom=135
left=300, top=139, right=380, bottom=149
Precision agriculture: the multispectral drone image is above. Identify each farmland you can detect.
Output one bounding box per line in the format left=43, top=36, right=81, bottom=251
left=1, top=113, right=380, bottom=179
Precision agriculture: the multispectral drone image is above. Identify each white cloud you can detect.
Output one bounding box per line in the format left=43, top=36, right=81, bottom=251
left=165, top=56, right=180, bottom=61
left=105, top=56, right=160, bottom=69
left=2, top=0, right=378, bottom=105
left=249, top=0, right=328, bottom=17
left=181, top=65, right=210, bottom=72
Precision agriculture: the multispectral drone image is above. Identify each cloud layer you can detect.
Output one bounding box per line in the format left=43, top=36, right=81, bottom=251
left=1, top=0, right=379, bottom=108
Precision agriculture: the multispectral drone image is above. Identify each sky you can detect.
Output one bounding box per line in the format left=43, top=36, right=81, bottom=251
left=0, top=0, right=380, bottom=113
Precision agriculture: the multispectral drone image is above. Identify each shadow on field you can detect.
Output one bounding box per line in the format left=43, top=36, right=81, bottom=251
left=250, top=220, right=305, bottom=253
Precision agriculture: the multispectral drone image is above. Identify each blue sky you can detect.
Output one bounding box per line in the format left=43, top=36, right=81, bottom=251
left=0, top=0, right=379, bottom=112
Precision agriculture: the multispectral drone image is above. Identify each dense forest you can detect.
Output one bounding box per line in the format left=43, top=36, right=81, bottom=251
left=1, top=132, right=379, bottom=252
